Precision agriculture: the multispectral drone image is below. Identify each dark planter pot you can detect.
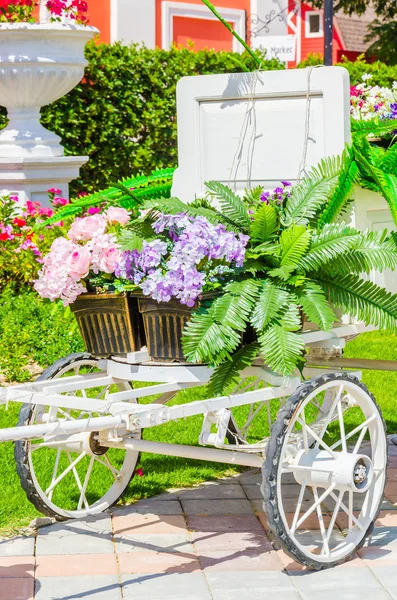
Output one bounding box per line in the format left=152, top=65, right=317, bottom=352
left=70, top=293, right=146, bottom=358
left=138, top=297, right=200, bottom=363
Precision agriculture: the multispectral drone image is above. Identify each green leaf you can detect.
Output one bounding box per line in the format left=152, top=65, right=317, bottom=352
left=207, top=343, right=260, bottom=396
left=283, top=155, right=342, bottom=226
left=250, top=281, right=290, bottom=330
left=205, top=181, right=251, bottom=230
left=267, top=265, right=296, bottom=281
left=212, top=280, right=261, bottom=330
left=118, top=230, right=143, bottom=252
left=324, top=229, right=397, bottom=274
left=297, top=223, right=360, bottom=272
left=250, top=204, right=277, bottom=243
left=314, top=273, right=397, bottom=331
left=280, top=224, right=312, bottom=267
left=182, top=306, right=241, bottom=365
left=298, top=281, right=336, bottom=331
left=258, top=305, right=305, bottom=375
left=318, top=146, right=358, bottom=227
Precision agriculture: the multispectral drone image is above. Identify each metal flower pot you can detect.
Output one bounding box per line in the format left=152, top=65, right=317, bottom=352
left=70, top=293, right=146, bottom=358
left=138, top=297, right=198, bottom=363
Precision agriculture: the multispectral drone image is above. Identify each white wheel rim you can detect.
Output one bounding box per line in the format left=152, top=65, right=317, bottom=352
left=276, top=377, right=387, bottom=564
left=26, top=359, right=140, bottom=519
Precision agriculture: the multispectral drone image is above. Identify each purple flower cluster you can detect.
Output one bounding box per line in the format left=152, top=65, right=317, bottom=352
left=115, top=213, right=249, bottom=307
left=260, top=181, right=292, bottom=206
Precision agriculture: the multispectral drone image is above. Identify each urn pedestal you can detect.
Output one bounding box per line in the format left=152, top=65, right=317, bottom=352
left=0, top=23, right=98, bottom=202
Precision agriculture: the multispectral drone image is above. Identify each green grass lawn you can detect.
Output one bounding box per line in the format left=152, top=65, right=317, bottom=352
left=1, top=329, right=397, bottom=536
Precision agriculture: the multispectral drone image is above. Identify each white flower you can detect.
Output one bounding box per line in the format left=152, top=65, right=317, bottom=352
left=362, top=73, right=373, bottom=82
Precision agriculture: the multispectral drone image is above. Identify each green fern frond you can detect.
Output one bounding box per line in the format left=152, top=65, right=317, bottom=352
left=379, top=144, right=397, bottom=174
left=324, top=230, right=397, bottom=275
left=244, top=186, right=264, bottom=205
left=207, top=343, right=260, bottom=396
left=297, top=223, right=360, bottom=272
left=250, top=280, right=290, bottom=330
left=205, top=181, right=251, bottom=230
left=314, top=273, right=397, bottom=331
left=212, top=280, right=261, bottom=330
left=118, top=230, right=144, bottom=252
left=40, top=168, right=175, bottom=227
left=280, top=224, right=312, bottom=267
left=355, top=147, right=397, bottom=226
left=182, top=306, right=241, bottom=365
left=298, top=281, right=336, bottom=331
left=283, top=155, right=342, bottom=226
left=250, top=204, right=277, bottom=243
left=351, top=118, right=397, bottom=137
left=318, top=147, right=358, bottom=227
left=258, top=305, right=305, bottom=375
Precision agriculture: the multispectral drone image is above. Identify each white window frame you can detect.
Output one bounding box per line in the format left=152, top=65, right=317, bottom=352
left=161, top=1, right=246, bottom=53
left=305, top=10, right=323, bottom=38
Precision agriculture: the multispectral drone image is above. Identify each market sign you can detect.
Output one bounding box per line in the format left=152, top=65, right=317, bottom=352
left=252, top=35, right=296, bottom=62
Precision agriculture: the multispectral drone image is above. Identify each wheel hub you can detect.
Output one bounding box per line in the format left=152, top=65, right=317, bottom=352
left=292, top=449, right=373, bottom=493
left=88, top=432, right=108, bottom=456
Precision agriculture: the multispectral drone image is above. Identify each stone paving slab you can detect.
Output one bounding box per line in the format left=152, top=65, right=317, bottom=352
left=0, top=537, right=35, bottom=557
left=4, top=445, right=397, bottom=599
left=34, top=575, right=122, bottom=600
left=121, top=573, right=213, bottom=599
left=0, top=577, right=34, bottom=600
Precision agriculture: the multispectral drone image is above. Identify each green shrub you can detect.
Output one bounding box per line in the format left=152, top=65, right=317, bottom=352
left=0, top=44, right=282, bottom=196
left=298, top=53, right=397, bottom=87
left=0, top=288, right=83, bottom=383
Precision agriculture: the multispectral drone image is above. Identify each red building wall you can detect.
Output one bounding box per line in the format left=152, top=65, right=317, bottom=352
left=288, top=0, right=344, bottom=67
left=155, top=0, right=250, bottom=50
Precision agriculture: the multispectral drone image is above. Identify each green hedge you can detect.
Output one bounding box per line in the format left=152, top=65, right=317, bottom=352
left=0, top=44, right=281, bottom=195
left=298, top=53, right=397, bottom=87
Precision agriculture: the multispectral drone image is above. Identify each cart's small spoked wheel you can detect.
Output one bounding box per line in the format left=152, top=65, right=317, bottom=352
left=225, top=376, right=284, bottom=452
left=263, top=372, right=387, bottom=570
left=15, top=353, right=141, bottom=520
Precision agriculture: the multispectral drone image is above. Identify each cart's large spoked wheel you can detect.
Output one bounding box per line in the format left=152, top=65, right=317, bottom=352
left=15, top=353, right=141, bottom=520
left=263, top=372, right=387, bottom=569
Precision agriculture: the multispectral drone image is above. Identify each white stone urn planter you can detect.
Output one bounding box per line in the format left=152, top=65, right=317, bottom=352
left=0, top=23, right=98, bottom=158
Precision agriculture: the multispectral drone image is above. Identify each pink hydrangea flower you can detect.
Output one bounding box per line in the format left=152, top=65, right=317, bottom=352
left=106, top=207, right=130, bottom=226
left=68, top=214, right=107, bottom=242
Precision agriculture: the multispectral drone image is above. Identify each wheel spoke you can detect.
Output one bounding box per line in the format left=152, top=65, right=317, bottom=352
left=48, top=449, right=61, bottom=502
left=93, top=455, right=120, bottom=481
left=297, top=419, right=338, bottom=459
left=326, top=490, right=344, bottom=543
left=313, top=487, right=329, bottom=557
left=78, top=457, right=95, bottom=510
left=291, top=484, right=306, bottom=533
left=329, top=491, right=364, bottom=532
left=314, top=385, right=344, bottom=450
left=45, top=452, right=86, bottom=496
left=337, top=401, right=347, bottom=452
left=353, top=426, right=368, bottom=455
left=294, top=484, right=335, bottom=532
left=330, top=415, right=377, bottom=451
left=300, top=410, right=309, bottom=453
left=67, top=452, right=89, bottom=510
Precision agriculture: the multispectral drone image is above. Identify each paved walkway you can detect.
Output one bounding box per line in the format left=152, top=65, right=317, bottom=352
left=2, top=444, right=397, bottom=600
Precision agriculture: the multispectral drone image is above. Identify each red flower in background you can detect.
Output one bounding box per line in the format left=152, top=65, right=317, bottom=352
left=13, top=217, right=27, bottom=227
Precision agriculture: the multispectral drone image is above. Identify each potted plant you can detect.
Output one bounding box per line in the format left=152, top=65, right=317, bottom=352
left=115, top=212, right=249, bottom=361
left=115, top=150, right=397, bottom=389
left=34, top=206, right=146, bottom=357
left=0, top=0, right=98, bottom=157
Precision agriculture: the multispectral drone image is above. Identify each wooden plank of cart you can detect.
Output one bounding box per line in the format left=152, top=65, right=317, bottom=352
left=0, top=68, right=392, bottom=570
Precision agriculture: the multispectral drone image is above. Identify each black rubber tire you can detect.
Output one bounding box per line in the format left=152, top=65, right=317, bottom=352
left=262, top=372, right=387, bottom=570
left=14, top=352, right=142, bottom=521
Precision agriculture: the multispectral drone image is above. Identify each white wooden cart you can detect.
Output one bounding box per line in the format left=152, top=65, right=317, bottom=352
left=0, top=68, right=393, bottom=570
